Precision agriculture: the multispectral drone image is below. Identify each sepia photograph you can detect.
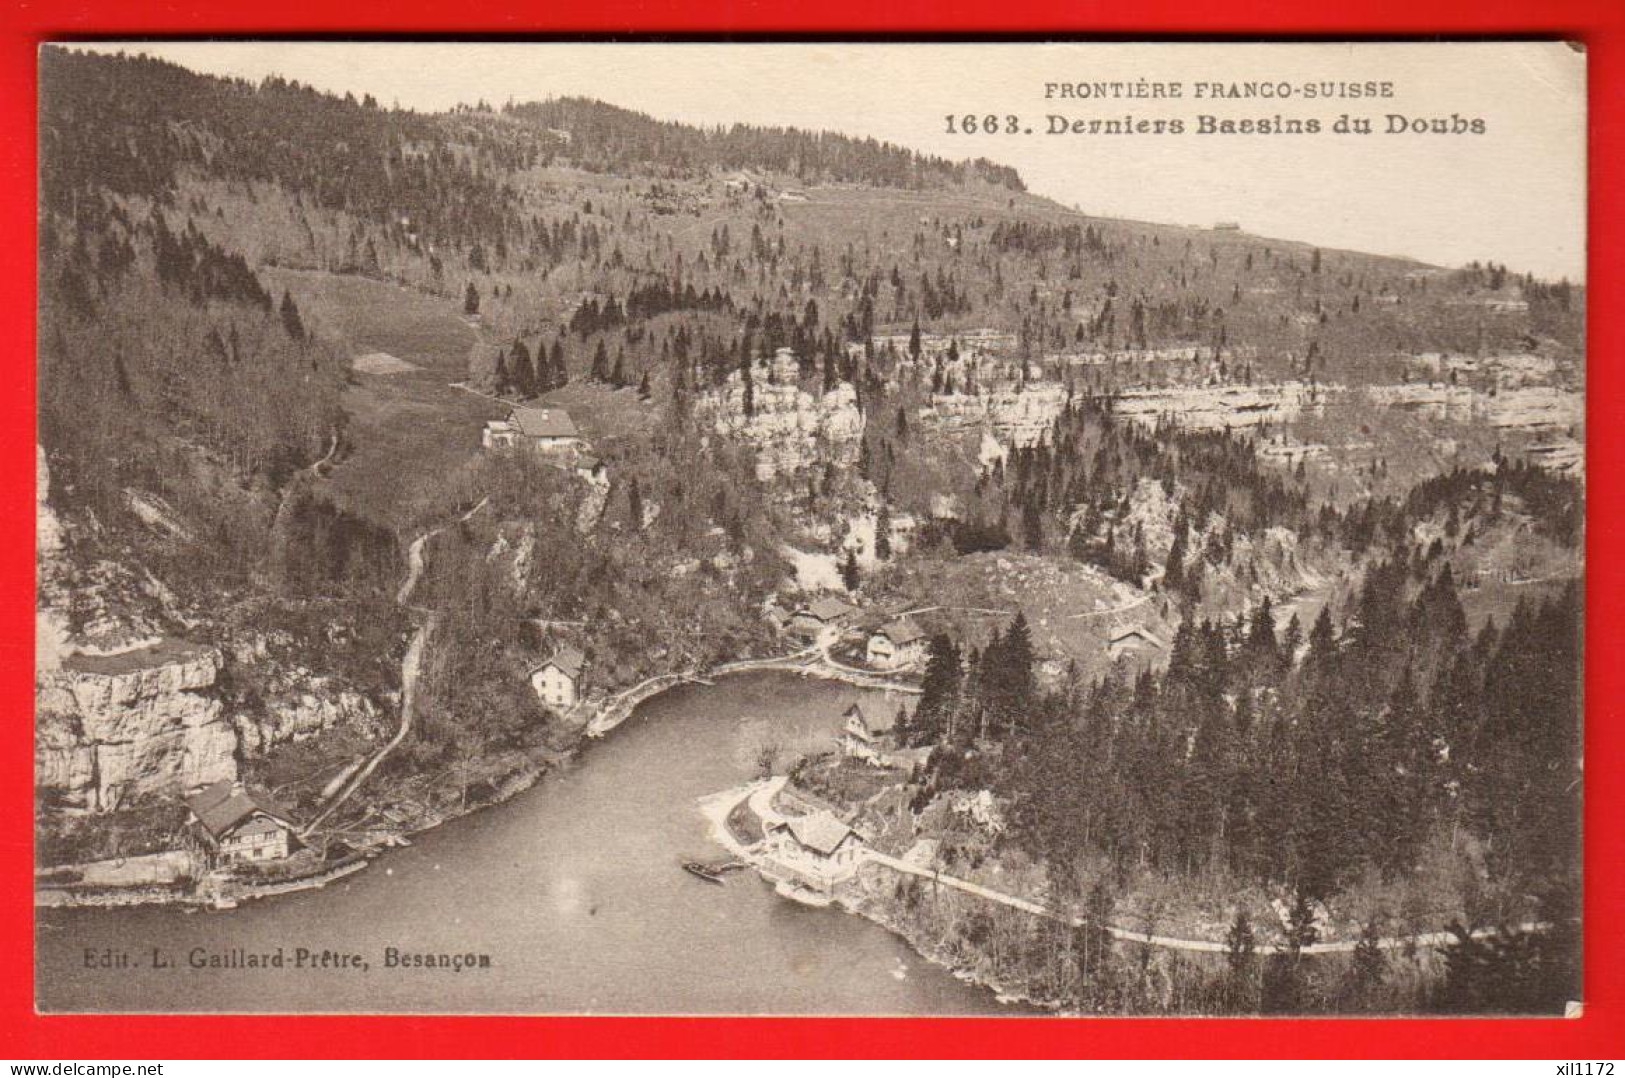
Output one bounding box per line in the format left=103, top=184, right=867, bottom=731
left=32, top=40, right=1585, bottom=1018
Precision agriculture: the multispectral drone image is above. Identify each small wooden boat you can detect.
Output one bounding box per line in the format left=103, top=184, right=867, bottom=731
left=682, top=861, right=725, bottom=884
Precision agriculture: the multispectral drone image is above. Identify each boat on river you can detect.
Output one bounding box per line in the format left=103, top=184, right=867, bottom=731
left=682, top=861, right=725, bottom=884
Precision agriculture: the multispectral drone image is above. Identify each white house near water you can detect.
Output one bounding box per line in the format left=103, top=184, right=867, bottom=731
left=866, top=616, right=927, bottom=669
left=530, top=646, right=586, bottom=711
left=841, top=702, right=899, bottom=764
left=764, top=810, right=864, bottom=892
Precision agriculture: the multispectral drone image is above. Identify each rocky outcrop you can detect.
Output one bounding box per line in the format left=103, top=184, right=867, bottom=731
left=36, top=640, right=236, bottom=813
left=35, top=447, right=381, bottom=819
left=36, top=446, right=70, bottom=676
left=699, top=350, right=864, bottom=481
left=921, top=384, right=1069, bottom=449
left=237, top=681, right=382, bottom=755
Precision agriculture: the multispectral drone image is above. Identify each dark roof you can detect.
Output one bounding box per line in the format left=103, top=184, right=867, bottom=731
left=803, top=596, right=856, bottom=622
left=511, top=407, right=580, bottom=440
left=844, top=702, right=896, bottom=736
left=185, top=780, right=296, bottom=840
left=1108, top=625, right=1164, bottom=648
left=877, top=617, right=926, bottom=646
left=773, top=811, right=858, bottom=856
left=538, top=645, right=586, bottom=680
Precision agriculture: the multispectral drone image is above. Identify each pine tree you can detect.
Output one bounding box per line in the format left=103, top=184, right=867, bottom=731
left=913, top=634, right=962, bottom=745
left=1225, top=909, right=1258, bottom=1010
left=279, top=291, right=306, bottom=342
left=1350, top=917, right=1387, bottom=1005
left=1023, top=496, right=1044, bottom=552
left=1246, top=595, right=1280, bottom=682
left=550, top=339, right=567, bottom=389
left=1165, top=517, right=1188, bottom=594
left=510, top=339, right=536, bottom=397
left=875, top=502, right=892, bottom=560
left=986, top=612, right=1036, bottom=739
left=627, top=476, right=644, bottom=530
left=463, top=281, right=480, bottom=315
left=892, top=703, right=911, bottom=746
left=840, top=548, right=861, bottom=592
left=492, top=346, right=512, bottom=397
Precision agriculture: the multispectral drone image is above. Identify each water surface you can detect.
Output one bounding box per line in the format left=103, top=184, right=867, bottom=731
left=38, top=673, right=1016, bottom=1015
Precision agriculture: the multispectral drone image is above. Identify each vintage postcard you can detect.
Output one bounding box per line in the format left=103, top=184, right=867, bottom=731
left=34, top=40, right=1584, bottom=1016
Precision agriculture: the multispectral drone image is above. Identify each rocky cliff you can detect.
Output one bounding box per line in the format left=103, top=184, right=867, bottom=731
left=699, top=350, right=864, bottom=481
left=36, top=642, right=236, bottom=813
left=35, top=446, right=383, bottom=820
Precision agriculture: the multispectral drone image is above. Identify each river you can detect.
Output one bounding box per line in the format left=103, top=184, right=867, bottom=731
left=37, top=672, right=1018, bottom=1015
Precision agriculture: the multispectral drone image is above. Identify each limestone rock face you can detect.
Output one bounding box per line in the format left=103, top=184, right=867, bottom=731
left=699, top=352, right=864, bottom=481
left=36, top=446, right=71, bottom=677
left=238, top=683, right=382, bottom=755
left=34, top=448, right=385, bottom=820
left=36, top=641, right=236, bottom=813
left=36, top=445, right=63, bottom=558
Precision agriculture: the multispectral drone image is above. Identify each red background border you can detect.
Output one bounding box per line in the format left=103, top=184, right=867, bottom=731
left=1, top=0, right=1620, bottom=1060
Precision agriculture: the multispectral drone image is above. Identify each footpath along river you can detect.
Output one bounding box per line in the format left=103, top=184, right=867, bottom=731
left=37, top=672, right=1025, bottom=1014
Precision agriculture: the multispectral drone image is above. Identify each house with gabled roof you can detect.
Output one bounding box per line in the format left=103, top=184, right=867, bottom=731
left=529, top=645, right=586, bottom=711
left=483, top=407, right=587, bottom=460
left=841, top=702, right=901, bottom=764
left=764, top=809, right=864, bottom=892
left=788, top=596, right=858, bottom=641
left=1107, top=624, right=1165, bottom=661
left=185, top=780, right=298, bottom=866
left=866, top=616, right=927, bottom=669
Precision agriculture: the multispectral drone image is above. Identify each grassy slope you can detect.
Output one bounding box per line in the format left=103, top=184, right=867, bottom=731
left=264, top=267, right=507, bottom=531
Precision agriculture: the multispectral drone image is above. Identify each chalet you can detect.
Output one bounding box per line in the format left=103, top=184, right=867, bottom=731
left=866, top=617, right=927, bottom=670
left=185, top=780, right=298, bottom=866
left=764, top=810, right=864, bottom=891
left=483, top=407, right=587, bottom=459
left=1107, top=625, right=1165, bottom=661
left=841, top=703, right=899, bottom=764
left=788, top=596, right=858, bottom=641
left=530, top=646, right=586, bottom=711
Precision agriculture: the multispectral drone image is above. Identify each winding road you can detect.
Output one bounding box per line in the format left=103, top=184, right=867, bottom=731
left=704, top=780, right=1549, bottom=959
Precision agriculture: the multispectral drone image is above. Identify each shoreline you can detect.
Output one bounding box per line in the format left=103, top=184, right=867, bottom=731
left=694, top=776, right=1056, bottom=1013
left=35, top=654, right=919, bottom=911
left=687, top=774, right=1536, bottom=1012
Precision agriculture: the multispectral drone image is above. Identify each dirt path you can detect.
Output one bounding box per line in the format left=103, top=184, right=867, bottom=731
left=1064, top=595, right=1151, bottom=621
left=894, top=605, right=1013, bottom=618
left=865, top=850, right=1543, bottom=956
left=305, top=496, right=489, bottom=835
left=302, top=620, right=432, bottom=835
left=265, top=430, right=342, bottom=544
left=397, top=497, right=489, bottom=605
